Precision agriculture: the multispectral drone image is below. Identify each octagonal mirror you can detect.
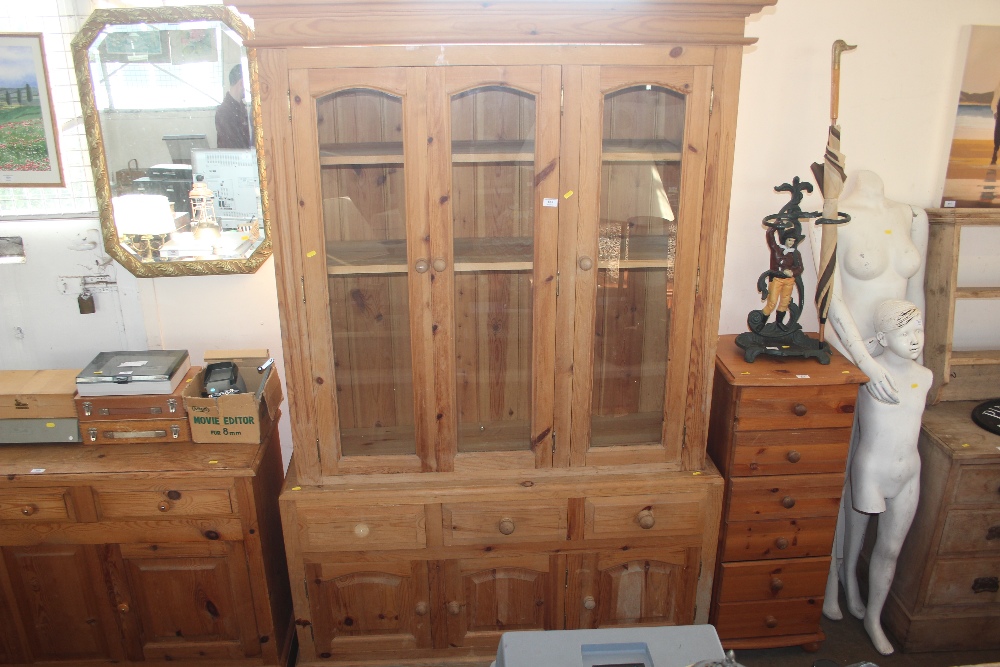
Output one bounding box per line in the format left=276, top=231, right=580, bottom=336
left=73, top=6, right=271, bottom=277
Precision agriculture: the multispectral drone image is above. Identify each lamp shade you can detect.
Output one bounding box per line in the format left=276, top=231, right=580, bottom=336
left=112, top=194, right=177, bottom=235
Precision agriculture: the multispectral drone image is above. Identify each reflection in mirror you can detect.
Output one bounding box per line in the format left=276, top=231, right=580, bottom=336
left=73, top=6, right=271, bottom=277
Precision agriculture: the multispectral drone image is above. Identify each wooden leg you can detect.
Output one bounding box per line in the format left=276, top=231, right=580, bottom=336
left=801, top=641, right=822, bottom=653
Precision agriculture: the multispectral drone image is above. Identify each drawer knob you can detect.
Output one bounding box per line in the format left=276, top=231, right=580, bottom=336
left=770, top=577, right=784, bottom=593
left=447, top=601, right=462, bottom=616
left=786, top=450, right=801, bottom=463
left=432, top=258, right=447, bottom=272
left=781, top=496, right=796, bottom=509
left=204, top=530, right=220, bottom=541
left=415, top=601, right=429, bottom=616
left=583, top=595, right=596, bottom=610
left=118, top=603, right=130, bottom=614
left=972, top=576, right=999, bottom=594
left=792, top=403, right=807, bottom=417
left=578, top=256, right=593, bottom=271
left=765, top=615, right=778, bottom=629
left=415, top=258, right=429, bottom=273
left=637, top=509, right=655, bottom=530
left=20, top=505, right=36, bottom=516
left=158, top=502, right=171, bottom=512
left=354, top=523, right=370, bottom=538
left=498, top=518, right=516, bottom=535
left=987, top=525, right=1000, bottom=541
left=774, top=537, right=789, bottom=550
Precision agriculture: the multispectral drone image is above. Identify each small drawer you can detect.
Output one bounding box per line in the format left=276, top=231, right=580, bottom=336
left=731, top=429, right=851, bottom=476
left=82, top=418, right=191, bottom=445
left=297, top=505, right=426, bottom=552
left=953, top=465, right=1000, bottom=505
left=722, top=516, right=837, bottom=562
left=717, top=557, right=830, bottom=603
left=584, top=492, right=709, bottom=540
left=95, top=485, right=234, bottom=518
left=727, top=473, right=844, bottom=522
left=926, top=557, right=1000, bottom=607
left=939, top=508, right=1000, bottom=555
left=714, top=597, right=823, bottom=640
left=0, top=488, right=73, bottom=521
left=735, top=385, right=857, bottom=431
left=442, top=501, right=567, bottom=545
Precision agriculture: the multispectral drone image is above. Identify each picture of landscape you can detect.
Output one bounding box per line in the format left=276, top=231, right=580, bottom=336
left=941, top=25, right=1000, bottom=208
left=0, top=33, right=63, bottom=186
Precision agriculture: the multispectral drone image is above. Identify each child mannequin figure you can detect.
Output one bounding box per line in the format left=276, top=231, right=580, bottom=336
left=823, top=299, right=931, bottom=655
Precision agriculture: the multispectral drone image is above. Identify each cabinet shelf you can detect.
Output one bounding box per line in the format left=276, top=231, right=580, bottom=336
left=341, top=420, right=530, bottom=457
left=326, top=237, right=535, bottom=274
left=602, top=139, right=682, bottom=162
left=598, top=234, right=675, bottom=270
left=948, top=349, right=1000, bottom=366
left=954, top=286, right=1000, bottom=299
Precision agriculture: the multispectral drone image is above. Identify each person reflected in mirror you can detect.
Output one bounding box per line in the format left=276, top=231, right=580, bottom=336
left=824, top=299, right=931, bottom=655
left=216, top=64, right=252, bottom=149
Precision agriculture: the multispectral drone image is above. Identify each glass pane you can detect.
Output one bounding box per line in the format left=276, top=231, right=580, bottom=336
left=591, top=84, right=683, bottom=447
left=451, top=85, right=536, bottom=453
left=318, top=88, right=414, bottom=457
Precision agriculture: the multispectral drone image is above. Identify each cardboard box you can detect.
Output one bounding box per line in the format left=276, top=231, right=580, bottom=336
left=0, top=370, right=80, bottom=420
left=182, top=349, right=281, bottom=444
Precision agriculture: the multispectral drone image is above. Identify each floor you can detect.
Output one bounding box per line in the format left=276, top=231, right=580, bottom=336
left=734, top=590, right=1000, bottom=667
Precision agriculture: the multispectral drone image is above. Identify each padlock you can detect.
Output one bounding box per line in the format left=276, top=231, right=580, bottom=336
left=78, top=289, right=96, bottom=314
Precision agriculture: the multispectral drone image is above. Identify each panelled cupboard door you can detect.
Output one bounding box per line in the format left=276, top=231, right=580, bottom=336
left=569, top=65, right=713, bottom=468
left=1, top=544, right=124, bottom=663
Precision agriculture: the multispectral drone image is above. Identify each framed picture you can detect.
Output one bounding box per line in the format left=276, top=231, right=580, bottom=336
left=941, top=25, right=1000, bottom=208
left=0, top=33, right=63, bottom=187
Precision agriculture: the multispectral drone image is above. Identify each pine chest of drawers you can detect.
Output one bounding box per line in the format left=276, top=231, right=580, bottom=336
left=706, top=335, right=866, bottom=651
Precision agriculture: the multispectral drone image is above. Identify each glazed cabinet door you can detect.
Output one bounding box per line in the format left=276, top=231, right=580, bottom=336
left=290, top=67, right=433, bottom=476
left=0, top=544, right=124, bottom=663
left=303, top=560, right=432, bottom=661
left=565, top=547, right=701, bottom=629
left=568, top=66, right=713, bottom=468
left=115, top=542, right=261, bottom=662
left=440, top=554, right=564, bottom=649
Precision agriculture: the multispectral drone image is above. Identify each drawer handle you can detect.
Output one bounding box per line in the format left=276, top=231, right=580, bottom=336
left=415, top=601, right=428, bottom=616
left=447, top=601, right=462, bottom=616
left=20, top=505, right=36, bottom=517
left=204, top=530, right=220, bottom=541
left=432, top=258, right=447, bottom=272
left=972, top=576, right=999, bottom=594
left=765, top=615, right=778, bottom=629
left=82, top=401, right=92, bottom=416
left=414, top=258, right=429, bottom=273
left=637, top=509, right=655, bottom=530
left=118, top=603, right=130, bottom=614
left=167, top=398, right=178, bottom=413
left=774, top=537, right=789, bottom=550
left=583, top=595, right=596, bottom=610
left=781, top=496, right=796, bottom=509
left=354, top=523, right=370, bottom=538
left=158, top=502, right=171, bottom=512
left=498, top=518, right=516, bottom=535
left=786, top=450, right=801, bottom=463
left=987, top=525, right=1000, bottom=541
left=770, top=577, right=784, bottom=593
left=792, top=403, right=807, bottom=417
left=106, top=429, right=167, bottom=439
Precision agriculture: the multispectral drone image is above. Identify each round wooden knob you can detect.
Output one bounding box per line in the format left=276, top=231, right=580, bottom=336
left=637, top=509, right=655, bottom=530
left=781, top=496, right=796, bottom=509
left=792, top=403, right=807, bottom=416
left=432, top=258, right=447, bottom=272
left=354, top=523, right=370, bottom=538
left=118, top=603, right=130, bottom=614
left=578, top=256, right=593, bottom=271
left=498, top=518, right=515, bottom=535
left=415, top=601, right=428, bottom=616
left=770, top=577, right=784, bottom=593
left=20, top=505, right=36, bottom=516
left=204, top=530, right=220, bottom=541
left=774, top=537, right=789, bottom=550
left=765, top=615, right=778, bottom=629
left=414, top=258, right=429, bottom=273
left=786, top=450, right=801, bottom=463
left=158, top=502, right=171, bottom=512
left=447, top=601, right=462, bottom=616
left=583, top=595, right=596, bottom=610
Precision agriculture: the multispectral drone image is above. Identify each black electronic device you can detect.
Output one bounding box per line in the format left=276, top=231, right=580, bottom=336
left=203, top=361, right=247, bottom=397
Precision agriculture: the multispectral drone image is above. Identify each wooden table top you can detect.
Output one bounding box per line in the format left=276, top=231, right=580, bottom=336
left=715, top=334, right=868, bottom=387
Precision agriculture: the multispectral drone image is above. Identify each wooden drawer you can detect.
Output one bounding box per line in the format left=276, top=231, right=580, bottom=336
left=82, top=418, right=191, bottom=445
left=727, top=474, right=843, bottom=522
left=953, top=465, right=1000, bottom=505
left=94, top=484, right=234, bottom=518
left=926, top=557, right=1000, bottom=607
left=722, top=516, right=837, bottom=562
left=584, top=492, right=709, bottom=540
left=442, top=501, right=567, bottom=545
left=717, top=557, right=830, bottom=603
left=0, top=487, right=72, bottom=521
left=735, top=385, right=857, bottom=431
left=939, top=508, right=1000, bottom=554
left=714, top=597, right=823, bottom=640
left=730, top=428, right=851, bottom=476
left=296, top=504, right=426, bottom=552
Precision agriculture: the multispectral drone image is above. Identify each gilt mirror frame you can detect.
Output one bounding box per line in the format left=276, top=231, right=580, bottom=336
left=72, top=5, right=272, bottom=277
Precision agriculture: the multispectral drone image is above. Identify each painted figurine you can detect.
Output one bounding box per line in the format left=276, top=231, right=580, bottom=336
left=758, top=222, right=804, bottom=329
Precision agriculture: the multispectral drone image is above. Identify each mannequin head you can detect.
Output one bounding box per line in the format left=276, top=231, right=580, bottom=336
left=874, top=299, right=923, bottom=360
